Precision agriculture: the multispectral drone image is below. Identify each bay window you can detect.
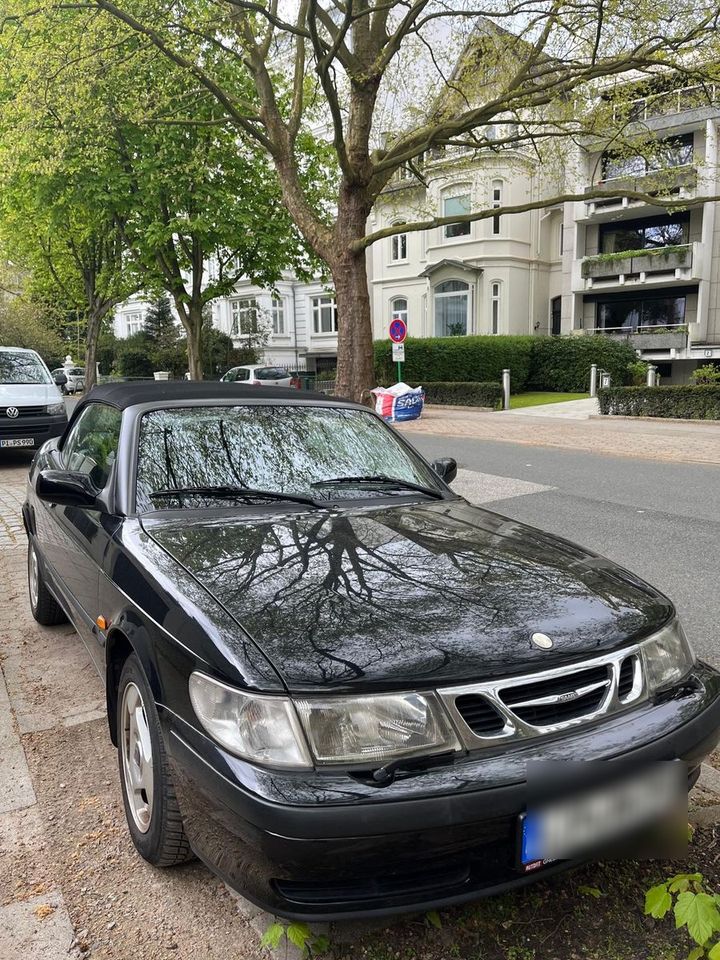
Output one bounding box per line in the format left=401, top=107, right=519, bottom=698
left=434, top=280, right=469, bottom=337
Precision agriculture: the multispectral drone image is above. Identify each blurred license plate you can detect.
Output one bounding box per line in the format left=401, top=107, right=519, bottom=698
left=519, top=763, right=683, bottom=871
left=0, top=438, right=33, bottom=448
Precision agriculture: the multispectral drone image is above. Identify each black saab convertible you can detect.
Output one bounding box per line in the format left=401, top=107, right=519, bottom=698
left=23, top=381, right=720, bottom=919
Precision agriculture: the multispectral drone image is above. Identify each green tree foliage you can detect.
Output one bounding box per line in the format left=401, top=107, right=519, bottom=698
left=0, top=295, right=65, bottom=365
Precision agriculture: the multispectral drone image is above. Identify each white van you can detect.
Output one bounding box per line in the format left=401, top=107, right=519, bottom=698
left=0, top=347, right=68, bottom=451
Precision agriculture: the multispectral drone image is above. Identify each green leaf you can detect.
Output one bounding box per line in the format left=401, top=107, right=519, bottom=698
left=286, top=922, right=312, bottom=950
left=707, top=942, right=720, bottom=960
left=260, top=922, right=286, bottom=950
left=646, top=883, right=672, bottom=919
left=670, top=874, right=705, bottom=894
left=675, top=892, right=720, bottom=945
left=426, top=910, right=443, bottom=929
left=310, top=934, right=331, bottom=955
left=688, top=947, right=705, bottom=960
left=578, top=885, right=603, bottom=899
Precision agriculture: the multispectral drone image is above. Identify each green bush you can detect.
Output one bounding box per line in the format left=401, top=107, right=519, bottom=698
left=114, top=332, right=156, bottom=378
left=690, top=363, right=720, bottom=385
left=598, top=385, right=720, bottom=420
left=374, top=334, right=637, bottom=393
left=528, top=336, right=638, bottom=392
left=416, top=381, right=503, bottom=407
left=374, top=336, right=535, bottom=389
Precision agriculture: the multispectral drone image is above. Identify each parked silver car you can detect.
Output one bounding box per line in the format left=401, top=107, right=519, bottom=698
left=51, top=367, right=85, bottom=395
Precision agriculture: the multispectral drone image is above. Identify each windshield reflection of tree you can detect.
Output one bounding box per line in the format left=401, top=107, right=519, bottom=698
left=135, top=406, right=435, bottom=511
left=155, top=502, right=648, bottom=686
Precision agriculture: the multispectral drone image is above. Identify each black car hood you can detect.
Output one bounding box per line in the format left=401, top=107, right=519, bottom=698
left=141, top=498, right=673, bottom=692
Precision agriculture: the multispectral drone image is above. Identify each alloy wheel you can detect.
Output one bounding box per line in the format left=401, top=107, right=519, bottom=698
left=120, top=681, right=155, bottom=834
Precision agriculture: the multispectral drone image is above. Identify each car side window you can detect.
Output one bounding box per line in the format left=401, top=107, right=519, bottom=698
left=224, top=368, right=238, bottom=382
left=236, top=368, right=250, bottom=381
left=62, top=403, right=122, bottom=490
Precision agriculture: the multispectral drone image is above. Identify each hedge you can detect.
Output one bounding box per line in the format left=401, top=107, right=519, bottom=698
left=374, top=336, right=535, bottom=391
left=527, top=336, right=638, bottom=393
left=374, top=335, right=638, bottom=393
left=418, top=381, right=503, bottom=407
left=598, top=385, right=720, bottom=420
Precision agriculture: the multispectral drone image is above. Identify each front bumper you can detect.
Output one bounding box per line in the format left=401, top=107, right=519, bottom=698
left=0, top=414, right=67, bottom=450
left=165, top=663, right=720, bottom=920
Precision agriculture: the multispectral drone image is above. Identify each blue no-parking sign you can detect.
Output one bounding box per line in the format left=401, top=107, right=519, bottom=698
left=389, top=317, right=407, bottom=343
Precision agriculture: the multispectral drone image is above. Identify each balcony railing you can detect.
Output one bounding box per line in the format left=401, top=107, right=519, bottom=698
left=612, top=83, right=717, bottom=123
left=581, top=244, right=692, bottom=281
left=584, top=164, right=697, bottom=201
left=584, top=323, right=689, bottom=350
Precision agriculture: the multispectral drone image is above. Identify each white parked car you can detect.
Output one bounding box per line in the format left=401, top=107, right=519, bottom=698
left=51, top=366, right=85, bottom=394
left=220, top=365, right=295, bottom=387
left=0, top=347, right=68, bottom=451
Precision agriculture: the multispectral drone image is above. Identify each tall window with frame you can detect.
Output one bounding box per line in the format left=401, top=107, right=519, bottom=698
left=491, top=180, right=503, bottom=235
left=230, top=298, right=259, bottom=336
left=443, top=193, right=471, bottom=239
left=490, top=283, right=501, bottom=334
left=390, top=298, right=408, bottom=326
left=312, top=295, right=338, bottom=335
left=270, top=297, right=285, bottom=335
left=125, top=312, right=144, bottom=336
left=434, top=280, right=470, bottom=337
left=391, top=225, right=408, bottom=262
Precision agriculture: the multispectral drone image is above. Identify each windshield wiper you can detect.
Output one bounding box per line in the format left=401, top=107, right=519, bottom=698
left=311, top=475, right=444, bottom=499
left=148, top=486, right=320, bottom=508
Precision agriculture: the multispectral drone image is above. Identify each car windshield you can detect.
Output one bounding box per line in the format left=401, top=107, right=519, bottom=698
left=0, top=351, right=52, bottom=385
left=136, top=404, right=443, bottom=512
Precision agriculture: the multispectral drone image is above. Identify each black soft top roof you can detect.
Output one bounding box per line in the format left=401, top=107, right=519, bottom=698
left=80, top=380, right=332, bottom=411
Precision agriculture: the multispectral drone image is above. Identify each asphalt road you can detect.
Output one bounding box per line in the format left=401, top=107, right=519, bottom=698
left=409, top=434, right=720, bottom=667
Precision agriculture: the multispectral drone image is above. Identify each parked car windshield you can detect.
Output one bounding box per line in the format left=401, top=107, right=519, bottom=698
left=135, top=404, right=442, bottom=512
left=0, top=351, right=52, bottom=385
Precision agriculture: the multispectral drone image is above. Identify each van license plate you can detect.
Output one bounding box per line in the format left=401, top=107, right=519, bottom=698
left=0, top=438, right=34, bottom=448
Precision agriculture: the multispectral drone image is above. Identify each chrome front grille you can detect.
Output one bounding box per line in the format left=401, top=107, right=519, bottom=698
left=439, top=646, right=646, bottom=748
left=0, top=405, right=45, bottom=417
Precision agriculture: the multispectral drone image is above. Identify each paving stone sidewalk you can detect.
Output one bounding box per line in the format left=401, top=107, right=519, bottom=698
left=398, top=405, right=720, bottom=464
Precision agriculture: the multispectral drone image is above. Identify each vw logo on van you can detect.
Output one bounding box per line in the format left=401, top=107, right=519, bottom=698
left=6, top=407, right=19, bottom=419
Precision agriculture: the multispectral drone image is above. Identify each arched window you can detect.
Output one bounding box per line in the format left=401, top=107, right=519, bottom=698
left=434, top=280, right=469, bottom=337
left=492, top=180, right=503, bottom=235
left=391, top=297, right=408, bottom=325
left=390, top=223, right=408, bottom=262
left=490, top=282, right=502, bottom=335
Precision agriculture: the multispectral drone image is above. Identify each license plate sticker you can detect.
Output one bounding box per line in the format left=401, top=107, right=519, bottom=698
left=0, top=438, right=34, bottom=448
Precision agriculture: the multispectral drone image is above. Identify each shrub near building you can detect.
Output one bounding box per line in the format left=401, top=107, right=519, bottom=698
left=374, top=335, right=637, bottom=393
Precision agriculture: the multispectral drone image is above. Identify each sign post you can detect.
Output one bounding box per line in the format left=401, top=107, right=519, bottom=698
left=389, top=316, right=407, bottom=383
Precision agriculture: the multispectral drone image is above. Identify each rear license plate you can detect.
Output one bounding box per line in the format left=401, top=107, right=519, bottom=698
left=518, top=763, right=683, bottom=872
left=0, top=438, right=34, bottom=448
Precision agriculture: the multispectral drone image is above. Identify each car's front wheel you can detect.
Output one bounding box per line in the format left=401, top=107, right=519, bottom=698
left=28, top=539, right=67, bottom=626
left=117, top=654, right=193, bottom=867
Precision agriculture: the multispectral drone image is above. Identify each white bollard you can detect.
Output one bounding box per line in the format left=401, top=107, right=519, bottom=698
left=589, top=363, right=598, bottom=398
left=646, top=365, right=657, bottom=387
left=502, top=368, right=511, bottom=411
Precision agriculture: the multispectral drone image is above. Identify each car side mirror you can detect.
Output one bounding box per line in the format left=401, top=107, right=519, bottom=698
left=54, top=373, right=67, bottom=386
left=431, top=457, right=457, bottom=484
left=36, top=470, right=98, bottom=508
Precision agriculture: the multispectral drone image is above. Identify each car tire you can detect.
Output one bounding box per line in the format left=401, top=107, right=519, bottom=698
left=28, top=539, right=67, bottom=626
left=117, top=654, right=193, bottom=867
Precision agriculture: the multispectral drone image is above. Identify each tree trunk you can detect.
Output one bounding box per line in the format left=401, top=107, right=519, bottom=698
left=172, top=298, right=204, bottom=380
left=84, top=311, right=102, bottom=391
left=331, top=190, right=375, bottom=403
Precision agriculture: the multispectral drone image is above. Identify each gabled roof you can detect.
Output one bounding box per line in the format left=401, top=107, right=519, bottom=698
left=418, top=259, right=483, bottom=278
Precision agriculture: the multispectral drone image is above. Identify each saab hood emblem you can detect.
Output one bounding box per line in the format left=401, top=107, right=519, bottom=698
left=531, top=632, right=554, bottom=650
left=6, top=407, right=19, bottom=419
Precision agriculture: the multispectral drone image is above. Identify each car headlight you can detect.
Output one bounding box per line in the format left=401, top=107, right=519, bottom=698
left=641, top=619, right=695, bottom=694
left=189, top=673, right=460, bottom=769
left=46, top=402, right=65, bottom=415
left=294, top=692, right=459, bottom=765
left=189, top=673, right=312, bottom=768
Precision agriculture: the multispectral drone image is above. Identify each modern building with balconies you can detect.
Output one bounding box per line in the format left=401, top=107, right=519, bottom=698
left=564, top=82, right=720, bottom=382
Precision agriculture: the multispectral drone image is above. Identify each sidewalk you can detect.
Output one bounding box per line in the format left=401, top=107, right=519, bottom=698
left=398, top=405, right=720, bottom=464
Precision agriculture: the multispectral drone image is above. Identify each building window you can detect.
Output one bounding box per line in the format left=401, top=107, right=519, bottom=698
left=125, top=312, right=144, bottom=336
left=443, top=193, right=471, bottom=239
left=601, top=133, right=693, bottom=180
left=270, top=297, right=285, bottom=335
left=230, top=298, right=259, bottom=335
left=596, top=293, right=686, bottom=332
left=391, top=228, right=408, bottom=262
left=312, top=295, right=338, bottom=334
left=599, top=213, right=689, bottom=253
left=434, top=280, right=469, bottom=337
left=490, top=282, right=501, bottom=334
left=492, top=180, right=503, bottom=235
left=391, top=297, right=408, bottom=326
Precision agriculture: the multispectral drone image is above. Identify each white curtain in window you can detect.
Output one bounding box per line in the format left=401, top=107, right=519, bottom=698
left=434, top=281, right=469, bottom=336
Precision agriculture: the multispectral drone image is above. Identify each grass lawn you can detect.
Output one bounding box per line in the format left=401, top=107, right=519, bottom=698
left=509, top=391, right=589, bottom=409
